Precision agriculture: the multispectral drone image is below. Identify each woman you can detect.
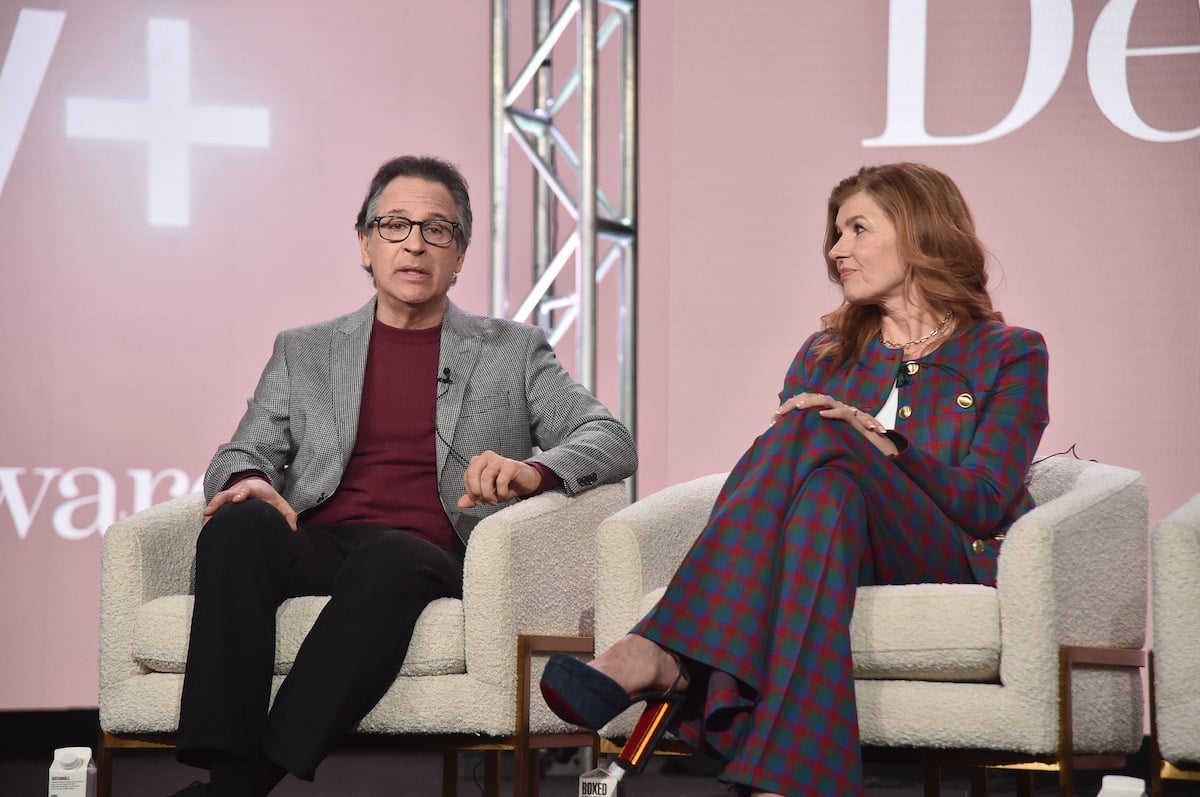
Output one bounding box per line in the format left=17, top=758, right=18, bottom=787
left=540, top=162, right=1050, bottom=795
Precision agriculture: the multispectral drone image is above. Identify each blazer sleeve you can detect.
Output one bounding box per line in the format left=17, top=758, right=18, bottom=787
left=886, top=327, right=1049, bottom=537
left=202, top=331, right=296, bottom=502
left=521, top=327, right=638, bottom=494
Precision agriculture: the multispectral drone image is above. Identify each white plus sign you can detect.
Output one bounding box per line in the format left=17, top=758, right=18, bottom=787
left=65, top=18, right=269, bottom=227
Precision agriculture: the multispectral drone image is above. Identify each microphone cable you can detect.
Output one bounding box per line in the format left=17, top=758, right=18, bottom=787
left=434, top=369, right=473, bottom=468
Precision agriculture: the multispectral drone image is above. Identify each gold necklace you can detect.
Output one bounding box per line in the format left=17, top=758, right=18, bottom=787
left=880, top=312, right=953, bottom=349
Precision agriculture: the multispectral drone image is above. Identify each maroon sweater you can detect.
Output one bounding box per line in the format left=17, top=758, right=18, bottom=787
left=302, top=320, right=457, bottom=548
left=239, top=318, right=561, bottom=550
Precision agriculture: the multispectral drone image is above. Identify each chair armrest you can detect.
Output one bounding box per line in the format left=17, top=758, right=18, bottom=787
left=1151, top=491, right=1200, bottom=761
left=460, top=482, right=629, bottom=688
left=594, top=473, right=728, bottom=653
left=99, top=493, right=206, bottom=691
left=996, top=458, right=1148, bottom=696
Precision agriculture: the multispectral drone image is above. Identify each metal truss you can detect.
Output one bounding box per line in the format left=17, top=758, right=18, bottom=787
left=489, top=0, right=639, bottom=461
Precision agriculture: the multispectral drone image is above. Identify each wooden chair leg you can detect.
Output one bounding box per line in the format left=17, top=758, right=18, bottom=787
left=923, top=760, right=942, bottom=797
left=514, top=744, right=540, bottom=797
left=483, top=750, right=501, bottom=797
left=514, top=745, right=526, bottom=797
left=441, top=749, right=459, bottom=797
left=96, top=731, right=114, bottom=797
left=969, top=767, right=989, bottom=796
left=1057, top=762, right=1074, bottom=796
left=1015, top=770, right=1036, bottom=797
left=1148, top=650, right=1164, bottom=797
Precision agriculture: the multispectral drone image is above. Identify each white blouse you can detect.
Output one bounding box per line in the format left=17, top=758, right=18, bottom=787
left=875, top=380, right=899, bottom=431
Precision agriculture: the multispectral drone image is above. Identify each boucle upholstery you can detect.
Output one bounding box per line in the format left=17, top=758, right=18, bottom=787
left=99, top=482, right=628, bottom=739
left=594, top=456, right=1148, bottom=757
left=1151, top=492, right=1200, bottom=767
left=637, top=583, right=1001, bottom=682
left=133, top=595, right=466, bottom=677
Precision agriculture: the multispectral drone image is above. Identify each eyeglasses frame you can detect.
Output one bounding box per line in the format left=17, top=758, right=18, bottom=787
left=370, top=215, right=462, bottom=247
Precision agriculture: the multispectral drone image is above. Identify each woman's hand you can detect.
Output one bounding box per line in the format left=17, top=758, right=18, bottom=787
left=773, top=393, right=899, bottom=458
left=203, top=476, right=299, bottom=531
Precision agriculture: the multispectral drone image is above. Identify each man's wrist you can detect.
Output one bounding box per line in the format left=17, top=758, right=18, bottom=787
left=224, top=471, right=269, bottom=490
left=523, top=461, right=562, bottom=497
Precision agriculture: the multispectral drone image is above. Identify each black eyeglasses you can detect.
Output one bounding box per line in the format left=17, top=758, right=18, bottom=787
left=370, top=215, right=461, bottom=247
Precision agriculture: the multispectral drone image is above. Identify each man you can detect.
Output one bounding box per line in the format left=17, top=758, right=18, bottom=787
left=171, top=155, right=637, bottom=796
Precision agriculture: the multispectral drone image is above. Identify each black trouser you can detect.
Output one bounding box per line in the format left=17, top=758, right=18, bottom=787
left=176, top=499, right=465, bottom=780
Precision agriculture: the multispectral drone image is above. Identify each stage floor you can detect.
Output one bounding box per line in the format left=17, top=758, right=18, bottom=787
left=3, top=746, right=1180, bottom=796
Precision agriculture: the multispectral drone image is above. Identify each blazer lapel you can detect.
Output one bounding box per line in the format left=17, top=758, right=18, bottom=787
left=435, top=302, right=482, bottom=477
left=331, top=299, right=375, bottom=470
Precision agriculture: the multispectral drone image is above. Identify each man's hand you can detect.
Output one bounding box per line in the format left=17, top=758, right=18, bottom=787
left=203, top=476, right=299, bottom=531
left=458, top=451, right=542, bottom=508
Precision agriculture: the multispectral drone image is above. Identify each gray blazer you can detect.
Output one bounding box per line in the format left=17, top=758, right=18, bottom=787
left=204, top=298, right=637, bottom=543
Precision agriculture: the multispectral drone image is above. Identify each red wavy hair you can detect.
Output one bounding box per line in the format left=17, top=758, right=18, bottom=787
left=815, top=162, right=1003, bottom=368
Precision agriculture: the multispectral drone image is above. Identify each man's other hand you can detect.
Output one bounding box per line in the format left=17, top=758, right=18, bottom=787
left=458, top=451, right=541, bottom=507
left=203, top=477, right=300, bottom=531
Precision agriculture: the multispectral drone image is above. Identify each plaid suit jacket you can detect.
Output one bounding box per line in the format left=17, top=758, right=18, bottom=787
left=781, top=320, right=1049, bottom=583
left=204, top=298, right=637, bottom=543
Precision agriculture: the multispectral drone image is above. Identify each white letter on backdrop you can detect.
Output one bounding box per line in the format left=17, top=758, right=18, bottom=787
left=864, top=0, right=1075, bottom=146
left=0, top=467, right=62, bottom=539
left=1088, top=0, right=1200, bottom=142
left=126, top=467, right=194, bottom=518
left=0, top=9, right=66, bottom=195
left=53, top=467, right=117, bottom=540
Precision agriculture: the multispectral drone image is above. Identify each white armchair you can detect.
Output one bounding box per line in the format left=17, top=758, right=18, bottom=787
left=98, top=482, right=629, bottom=797
left=1149, top=492, right=1200, bottom=796
left=593, top=457, right=1148, bottom=795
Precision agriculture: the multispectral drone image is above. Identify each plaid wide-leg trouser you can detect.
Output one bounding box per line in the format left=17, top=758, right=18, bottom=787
left=633, top=407, right=978, bottom=795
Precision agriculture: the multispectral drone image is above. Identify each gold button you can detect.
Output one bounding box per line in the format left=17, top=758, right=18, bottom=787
left=897, top=405, right=912, bottom=419
left=905, top=362, right=920, bottom=376
left=956, top=393, right=975, bottom=409
left=971, top=539, right=985, bottom=554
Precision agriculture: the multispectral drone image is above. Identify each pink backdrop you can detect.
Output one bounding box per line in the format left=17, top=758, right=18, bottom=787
left=1, top=0, right=1197, bottom=710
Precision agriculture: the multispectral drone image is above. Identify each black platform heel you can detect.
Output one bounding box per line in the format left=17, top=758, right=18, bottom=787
left=540, top=650, right=689, bottom=772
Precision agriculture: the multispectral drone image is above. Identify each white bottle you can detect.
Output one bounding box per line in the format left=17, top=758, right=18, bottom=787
left=1095, top=774, right=1147, bottom=797
left=48, top=746, right=97, bottom=797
